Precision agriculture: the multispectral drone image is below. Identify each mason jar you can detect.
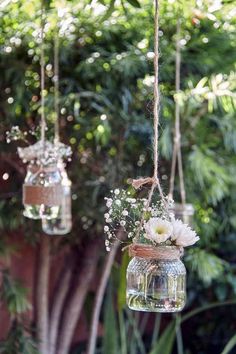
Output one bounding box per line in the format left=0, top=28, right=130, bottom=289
left=23, top=162, right=63, bottom=220
left=170, top=203, right=194, bottom=225
left=126, top=246, right=186, bottom=312
left=42, top=164, right=72, bottom=235
left=23, top=163, right=41, bottom=219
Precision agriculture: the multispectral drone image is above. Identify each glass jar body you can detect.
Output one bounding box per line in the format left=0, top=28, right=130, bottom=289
left=42, top=171, right=72, bottom=235
left=126, top=255, right=186, bottom=312
left=23, top=163, right=41, bottom=219
left=23, top=164, right=62, bottom=220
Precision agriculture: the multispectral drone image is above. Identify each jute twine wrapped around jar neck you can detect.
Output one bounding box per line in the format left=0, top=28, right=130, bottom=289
left=128, top=244, right=183, bottom=260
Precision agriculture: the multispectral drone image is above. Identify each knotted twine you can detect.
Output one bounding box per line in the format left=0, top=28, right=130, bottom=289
left=40, top=1, right=46, bottom=147
left=53, top=15, right=60, bottom=144
left=128, top=0, right=167, bottom=252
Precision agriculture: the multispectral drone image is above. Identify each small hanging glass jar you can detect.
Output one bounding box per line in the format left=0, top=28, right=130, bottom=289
left=42, top=163, right=72, bottom=235
left=126, top=245, right=186, bottom=313
left=23, top=159, right=63, bottom=220
left=23, top=162, right=41, bottom=219
left=170, top=203, right=194, bottom=225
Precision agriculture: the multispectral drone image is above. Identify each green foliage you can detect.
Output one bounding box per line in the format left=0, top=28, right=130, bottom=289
left=0, top=0, right=235, bottom=353
left=102, top=285, right=119, bottom=354
left=0, top=270, right=30, bottom=315
left=221, top=334, right=236, bottom=354
left=0, top=322, right=38, bottom=354
left=186, top=248, right=226, bottom=284
left=149, top=320, right=176, bottom=354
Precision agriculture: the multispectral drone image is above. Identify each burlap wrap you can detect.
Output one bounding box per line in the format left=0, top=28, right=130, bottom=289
left=128, top=244, right=183, bottom=260
left=23, top=184, right=63, bottom=206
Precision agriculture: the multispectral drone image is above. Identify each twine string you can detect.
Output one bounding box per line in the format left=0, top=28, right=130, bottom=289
left=129, top=244, right=183, bottom=260
left=54, top=15, right=60, bottom=144
left=40, top=1, right=46, bottom=146
left=132, top=0, right=167, bottom=243
left=168, top=18, right=186, bottom=205
left=132, top=0, right=164, bottom=205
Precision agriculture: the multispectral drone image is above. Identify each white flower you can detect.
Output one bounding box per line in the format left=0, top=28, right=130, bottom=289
left=128, top=232, right=133, bottom=238
left=105, top=240, right=109, bottom=246
left=120, top=220, right=126, bottom=226
left=115, top=200, right=121, bottom=206
left=171, top=219, right=199, bottom=247
left=104, top=226, right=109, bottom=232
left=114, top=189, right=120, bottom=195
left=106, top=246, right=110, bottom=252
left=127, top=198, right=136, bottom=203
left=144, top=218, right=173, bottom=244
left=104, top=213, right=110, bottom=219
left=106, top=198, right=112, bottom=208
left=122, top=210, right=128, bottom=216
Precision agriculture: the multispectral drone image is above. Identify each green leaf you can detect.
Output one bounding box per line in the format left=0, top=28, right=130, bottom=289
left=100, top=0, right=116, bottom=22
left=126, top=0, right=141, bottom=8
left=221, top=334, right=236, bottom=354
left=117, top=251, right=129, bottom=311
left=103, top=285, right=119, bottom=354
left=149, top=320, right=176, bottom=354
left=186, top=248, right=226, bottom=284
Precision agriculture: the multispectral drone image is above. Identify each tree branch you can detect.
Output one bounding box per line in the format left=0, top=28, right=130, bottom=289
left=87, top=238, right=121, bottom=354
left=57, top=239, right=102, bottom=354
left=35, top=236, right=50, bottom=354
left=49, top=252, right=76, bottom=354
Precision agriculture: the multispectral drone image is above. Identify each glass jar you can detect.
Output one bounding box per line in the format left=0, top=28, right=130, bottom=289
left=23, top=162, right=63, bottom=220
left=42, top=165, right=72, bottom=235
left=23, top=163, right=41, bottom=219
left=170, top=203, right=194, bottom=225
left=126, top=246, right=186, bottom=312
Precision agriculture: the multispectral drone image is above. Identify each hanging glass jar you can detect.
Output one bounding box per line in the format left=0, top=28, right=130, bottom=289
left=42, top=162, right=72, bottom=235
left=126, top=245, right=186, bottom=312
left=23, top=159, right=63, bottom=220
left=170, top=203, right=194, bottom=225
left=23, top=162, right=41, bottom=219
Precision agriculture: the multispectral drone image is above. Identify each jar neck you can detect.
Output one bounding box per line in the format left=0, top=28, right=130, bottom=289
left=128, top=244, right=183, bottom=261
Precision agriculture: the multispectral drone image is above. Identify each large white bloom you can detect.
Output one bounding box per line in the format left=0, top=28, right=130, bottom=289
left=144, top=218, right=173, bottom=244
left=171, top=219, right=199, bottom=247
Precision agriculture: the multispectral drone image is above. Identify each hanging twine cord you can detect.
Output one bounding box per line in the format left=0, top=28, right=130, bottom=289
left=168, top=18, right=186, bottom=205
left=40, top=1, right=46, bottom=145
left=130, top=0, right=168, bottom=245
left=54, top=17, right=60, bottom=144
left=132, top=0, right=165, bottom=205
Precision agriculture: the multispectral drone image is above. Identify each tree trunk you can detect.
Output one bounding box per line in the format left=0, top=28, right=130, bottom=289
left=36, top=236, right=50, bottom=354
left=49, top=253, right=75, bottom=354
left=57, top=240, right=102, bottom=354
left=87, top=238, right=120, bottom=354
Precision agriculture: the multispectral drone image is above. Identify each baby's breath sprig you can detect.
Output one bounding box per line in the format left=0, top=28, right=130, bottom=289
left=104, top=188, right=173, bottom=251
left=6, top=126, right=29, bottom=144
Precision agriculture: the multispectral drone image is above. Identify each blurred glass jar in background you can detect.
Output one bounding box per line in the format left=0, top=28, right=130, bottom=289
left=170, top=203, right=194, bottom=225
left=23, top=159, right=63, bottom=220
left=22, top=162, right=41, bottom=219
left=42, top=163, right=72, bottom=235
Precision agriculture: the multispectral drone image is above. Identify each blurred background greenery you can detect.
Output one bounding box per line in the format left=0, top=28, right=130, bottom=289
left=0, top=0, right=236, bottom=353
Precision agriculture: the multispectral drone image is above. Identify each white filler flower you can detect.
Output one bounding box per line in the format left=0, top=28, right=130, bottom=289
left=172, top=219, right=199, bottom=247
left=144, top=218, right=173, bottom=243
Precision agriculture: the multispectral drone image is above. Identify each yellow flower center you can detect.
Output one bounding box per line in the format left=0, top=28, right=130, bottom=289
left=155, top=226, right=166, bottom=235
